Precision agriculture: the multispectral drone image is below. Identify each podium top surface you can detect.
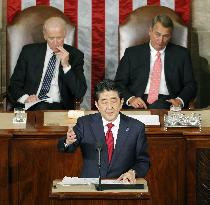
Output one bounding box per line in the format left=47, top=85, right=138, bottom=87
left=50, top=178, right=149, bottom=199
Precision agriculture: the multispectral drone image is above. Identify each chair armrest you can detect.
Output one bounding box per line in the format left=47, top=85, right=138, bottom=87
left=74, top=98, right=83, bottom=110
left=188, top=98, right=197, bottom=110
left=0, top=92, right=7, bottom=110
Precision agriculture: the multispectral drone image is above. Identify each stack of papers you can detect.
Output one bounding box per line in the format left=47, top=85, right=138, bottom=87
left=25, top=99, right=47, bottom=110
left=128, top=115, right=160, bottom=125
left=59, top=177, right=98, bottom=185
left=59, top=177, right=130, bottom=186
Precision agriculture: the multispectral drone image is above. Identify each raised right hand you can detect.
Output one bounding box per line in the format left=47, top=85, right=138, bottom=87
left=65, top=127, right=77, bottom=145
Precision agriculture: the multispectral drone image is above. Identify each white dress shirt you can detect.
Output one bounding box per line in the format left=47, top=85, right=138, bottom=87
left=102, top=114, right=120, bottom=149
left=144, top=43, right=169, bottom=95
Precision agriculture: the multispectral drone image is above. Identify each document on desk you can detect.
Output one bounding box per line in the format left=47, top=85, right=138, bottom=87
left=128, top=115, right=160, bottom=125
left=25, top=99, right=47, bottom=110
left=59, top=177, right=130, bottom=186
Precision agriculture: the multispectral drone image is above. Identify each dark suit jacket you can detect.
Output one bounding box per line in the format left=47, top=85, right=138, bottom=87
left=58, top=113, right=150, bottom=178
left=8, top=43, right=87, bottom=109
left=115, top=43, right=197, bottom=108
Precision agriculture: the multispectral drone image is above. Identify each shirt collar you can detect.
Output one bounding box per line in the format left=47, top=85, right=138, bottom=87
left=102, top=114, right=121, bottom=128
left=46, top=44, right=54, bottom=56
left=149, top=41, right=166, bottom=56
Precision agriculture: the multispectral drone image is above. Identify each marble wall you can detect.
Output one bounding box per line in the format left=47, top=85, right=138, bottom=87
left=0, top=0, right=6, bottom=99
left=0, top=0, right=3, bottom=99
left=191, top=0, right=210, bottom=107
left=0, top=0, right=2, bottom=29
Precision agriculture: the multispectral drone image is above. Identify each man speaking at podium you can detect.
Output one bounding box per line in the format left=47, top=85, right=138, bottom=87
left=58, top=79, right=150, bottom=183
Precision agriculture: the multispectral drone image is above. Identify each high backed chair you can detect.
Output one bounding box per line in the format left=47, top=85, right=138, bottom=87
left=119, top=5, right=188, bottom=59
left=6, top=5, right=80, bottom=109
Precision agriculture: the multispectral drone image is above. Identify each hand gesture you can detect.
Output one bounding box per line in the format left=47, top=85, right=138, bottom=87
left=167, top=98, right=182, bottom=107
left=117, top=170, right=136, bottom=184
left=65, top=127, right=77, bottom=145
left=25, top=95, right=39, bottom=103
left=56, top=46, right=70, bottom=68
left=128, top=97, right=147, bottom=109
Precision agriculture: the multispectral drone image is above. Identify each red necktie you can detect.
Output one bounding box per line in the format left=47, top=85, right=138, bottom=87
left=105, top=123, right=114, bottom=163
left=147, top=51, right=162, bottom=104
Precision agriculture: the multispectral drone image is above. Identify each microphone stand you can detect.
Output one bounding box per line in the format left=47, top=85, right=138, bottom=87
left=96, top=145, right=102, bottom=191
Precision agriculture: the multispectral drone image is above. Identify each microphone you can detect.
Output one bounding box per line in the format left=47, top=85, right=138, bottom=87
left=95, top=143, right=103, bottom=191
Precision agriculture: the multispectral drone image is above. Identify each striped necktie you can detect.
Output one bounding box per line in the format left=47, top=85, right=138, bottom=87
left=38, top=54, right=56, bottom=100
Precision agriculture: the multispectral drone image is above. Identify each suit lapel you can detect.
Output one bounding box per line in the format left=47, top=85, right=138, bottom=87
left=135, top=44, right=150, bottom=97
left=164, top=43, right=173, bottom=94
left=58, top=44, right=68, bottom=89
left=109, top=113, right=130, bottom=168
left=143, top=44, right=151, bottom=90
left=89, top=113, right=109, bottom=167
left=145, top=44, right=151, bottom=75
left=33, top=44, right=47, bottom=91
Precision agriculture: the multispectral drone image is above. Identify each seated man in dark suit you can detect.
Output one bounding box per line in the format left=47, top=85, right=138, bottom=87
left=58, top=79, right=150, bottom=183
left=8, top=16, right=87, bottom=110
left=115, top=14, right=197, bottom=109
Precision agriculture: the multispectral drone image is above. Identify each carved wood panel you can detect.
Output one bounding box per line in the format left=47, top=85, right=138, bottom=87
left=0, top=137, right=10, bottom=205
left=10, top=136, right=82, bottom=205
left=146, top=134, right=185, bottom=205
left=196, top=148, right=210, bottom=205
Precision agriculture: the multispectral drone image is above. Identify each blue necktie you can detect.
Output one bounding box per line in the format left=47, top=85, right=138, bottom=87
left=38, top=54, right=56, bottom=100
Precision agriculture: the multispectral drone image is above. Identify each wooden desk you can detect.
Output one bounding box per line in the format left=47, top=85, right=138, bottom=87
left=10, top=133, right=83, bottom=205
left=185, top=131, right=210, bottom=205
left=49, top=179, right=151, bottom=205
left=0, top=131, right=12, bottom=205
left=0, top=111, right=35, bottom=205
left=9, top=110, right=185, bottom=205
left=1, top=110, right=210, bottom=205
